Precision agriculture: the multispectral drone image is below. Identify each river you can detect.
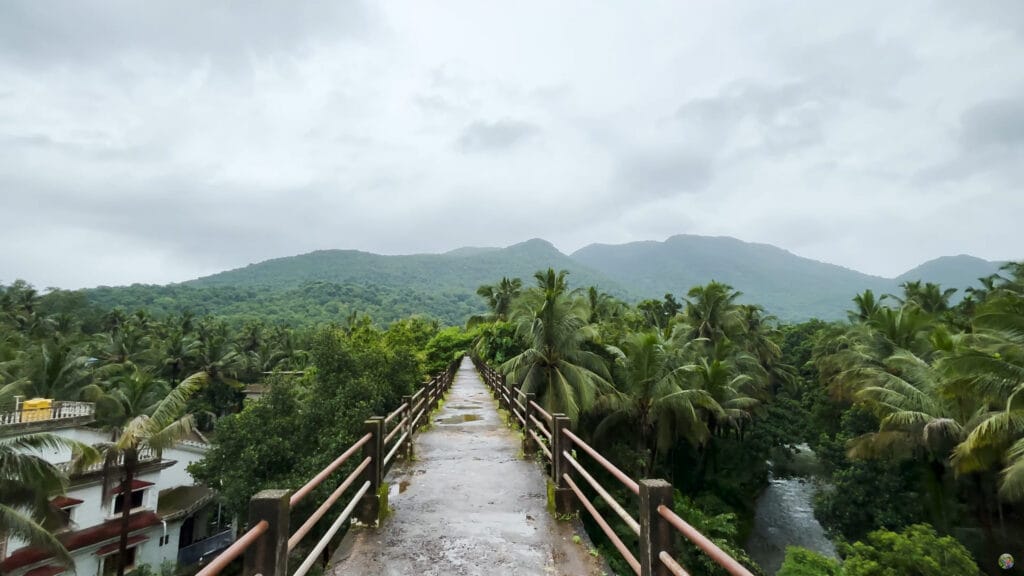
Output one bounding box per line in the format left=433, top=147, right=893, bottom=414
left=744, top=452, right=838, bottom=574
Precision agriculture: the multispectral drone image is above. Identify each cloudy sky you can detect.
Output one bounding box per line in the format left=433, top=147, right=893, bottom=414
left=1, top=1, right=1022, bottom=289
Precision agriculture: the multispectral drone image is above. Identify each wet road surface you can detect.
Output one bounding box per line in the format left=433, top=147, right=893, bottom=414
left=328, top=357, right=604, bottom=576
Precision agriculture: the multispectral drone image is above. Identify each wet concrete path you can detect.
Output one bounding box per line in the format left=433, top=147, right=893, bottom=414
left=328, top=357, right=604, bottom=576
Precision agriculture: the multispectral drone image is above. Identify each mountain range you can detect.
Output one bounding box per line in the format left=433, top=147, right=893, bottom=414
left=85, top=235, right=1008, bottom=324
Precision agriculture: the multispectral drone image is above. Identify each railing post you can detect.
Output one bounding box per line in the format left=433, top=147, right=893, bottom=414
left=639, top=479, right=675, bottom=576
left=552, top=414, right=575, bottom=515
left=357, top=417, right=384, bottom=524
left=242, top=489, right=291, bottom=576
left=522, top=392, right=536, bottom=455
left=402, top=395, right=414, bottom=460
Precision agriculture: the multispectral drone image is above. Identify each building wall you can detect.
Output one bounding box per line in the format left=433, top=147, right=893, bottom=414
left=4, top=425, right=211, bottom=575
left=5, top=467, right=162, bottom=553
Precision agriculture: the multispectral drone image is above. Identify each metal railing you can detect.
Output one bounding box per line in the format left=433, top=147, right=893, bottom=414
left=0, top=400, right=96, bottom=426
left=195, top=358, right=461, bottom=576
left=55, top=447, right=156, bottom=475
left=471, top=356, right=755, bottom=576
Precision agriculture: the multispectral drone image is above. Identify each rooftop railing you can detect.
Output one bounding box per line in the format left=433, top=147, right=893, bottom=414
left=0, top=401, right=96, bottom=427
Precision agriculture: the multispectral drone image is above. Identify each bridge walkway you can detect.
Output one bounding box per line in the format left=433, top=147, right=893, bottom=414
left=328, top=357, right=604, bottom=576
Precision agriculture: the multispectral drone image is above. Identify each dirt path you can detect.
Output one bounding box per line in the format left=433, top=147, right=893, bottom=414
left=328, top=357, right=605, bottom=576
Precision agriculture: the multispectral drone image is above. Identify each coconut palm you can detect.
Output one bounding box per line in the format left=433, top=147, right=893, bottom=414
left=596, top=332, right=721, bottom=476
left=467, top=277, right=523, bottom=327
left=1, top=386, right=98, bottom=569
left=849, top=289, right=887, bottom=323
left=501, top=269, right=611, bottom=423
left=681, top=282, right=743, bottom=345
left=97, top=371, right=206, bottom=576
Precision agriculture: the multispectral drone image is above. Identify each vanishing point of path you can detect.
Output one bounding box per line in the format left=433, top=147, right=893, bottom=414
left=329, top=357, right=605, bottom=576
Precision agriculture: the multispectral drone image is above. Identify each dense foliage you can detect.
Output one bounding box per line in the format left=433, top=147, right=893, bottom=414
left=470, top=264, right=1024, bottom=575
left=5, top=256, right=1023, bottom=575
left=75, top=238, right=1001, bottom=325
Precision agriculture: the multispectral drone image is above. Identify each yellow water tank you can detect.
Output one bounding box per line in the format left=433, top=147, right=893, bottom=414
left=21, top=398, right=52, bottom=422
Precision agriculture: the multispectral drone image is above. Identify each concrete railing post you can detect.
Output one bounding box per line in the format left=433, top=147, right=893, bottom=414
left=551, top=414, right=575, bottom=514
left=357, top=417, right=384, bottom=524
left=639, top=479, right=675, bottom=576
left=522, top=392, right=536, bottom=455
left=402, top=395, right=414, bottom=460
left=242, top=489, right=291, bottom=576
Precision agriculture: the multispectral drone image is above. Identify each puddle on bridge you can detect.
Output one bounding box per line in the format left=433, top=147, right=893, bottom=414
left=436, top=413, right=483, bottom=424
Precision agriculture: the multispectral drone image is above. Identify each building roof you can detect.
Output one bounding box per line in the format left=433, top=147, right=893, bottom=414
left=50, top=496, right=84, bottom=508
left=23, top=565, right=65, bottom=576
left=157, top=485, right=216, bottom=522
left=111, top=479, right=154, bottom=495
left=93, top=535, right=148, bottom=556
left=1, top=512, right=161, bottom=573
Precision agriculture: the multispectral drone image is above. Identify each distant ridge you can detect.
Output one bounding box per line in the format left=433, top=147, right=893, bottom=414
left=84, top=234, right=1009, bottom=324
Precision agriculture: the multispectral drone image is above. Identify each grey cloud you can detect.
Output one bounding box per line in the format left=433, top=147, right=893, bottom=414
left=676, top=82, right=828, bottom=156
left=960, top=99, right=1024, bottom=151
left=612, top=151, right=713, bottom=201
left=456, top=119, right=540, bottom=153
left=0, top=1, right=375, bottom=68
left=916, top=97, right=1024, bottom=184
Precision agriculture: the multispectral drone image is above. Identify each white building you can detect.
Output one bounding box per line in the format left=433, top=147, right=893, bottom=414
left=1, top=400, right=233, bottom=576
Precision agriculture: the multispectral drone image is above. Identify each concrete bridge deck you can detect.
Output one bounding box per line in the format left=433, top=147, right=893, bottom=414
left=328, top=357, right=604, bottom=576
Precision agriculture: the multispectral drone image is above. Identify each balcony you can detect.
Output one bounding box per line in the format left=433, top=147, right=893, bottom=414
left=56, top=447, right=157, bottom=476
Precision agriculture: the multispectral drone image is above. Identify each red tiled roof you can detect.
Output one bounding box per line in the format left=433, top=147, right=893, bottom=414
left=111, top=479, right=154, bottom=495
left=0, top=512, right=161, bottom=572
left=23, top=565, right=64, bottom=576
left=94, top=535, right=148, bottom=556
left=50, top=496, right=83, bottom=508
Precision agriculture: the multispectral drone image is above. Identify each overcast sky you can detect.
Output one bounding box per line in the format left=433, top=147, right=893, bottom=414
left=2, top=1, right=1022, bottom=289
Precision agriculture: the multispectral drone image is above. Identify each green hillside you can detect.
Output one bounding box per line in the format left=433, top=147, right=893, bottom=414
left=570, top=235, right=1000, bottom=321
left=895, top=255, right=1003, bottom=292
left=81, top=239, right=627, bottom=327
left=188, top=238, right=626, bottom=296
left=79, top=235, right=1007, bottom=325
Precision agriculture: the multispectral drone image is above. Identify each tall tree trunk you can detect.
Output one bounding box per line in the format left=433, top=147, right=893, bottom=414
left=117, top=448, right=137, bottom=576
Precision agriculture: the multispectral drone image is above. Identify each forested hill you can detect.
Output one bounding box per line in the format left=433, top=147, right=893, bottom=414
left=187, top=239, right=627, bottom=295
left=79, top=235, right=1004, bottom=326
left=571, top=236, right=1003, bottom=320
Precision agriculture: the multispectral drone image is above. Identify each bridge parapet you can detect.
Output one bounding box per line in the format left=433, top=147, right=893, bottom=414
left=195, top=357, right=462, bottom=576
left=471, top=356, right=756, bottom=576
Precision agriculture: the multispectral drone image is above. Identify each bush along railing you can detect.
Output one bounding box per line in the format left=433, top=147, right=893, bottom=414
left=195, top=357, right=461, bottom=576
left=471, top=356, right=755, bottom=576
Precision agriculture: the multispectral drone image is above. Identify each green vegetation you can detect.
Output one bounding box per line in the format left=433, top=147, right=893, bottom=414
left=468, top=263, right=1024, bottom=575
left=4, top=251, right=1021, bottom=575
left=0, top=279, right=446, bottom=566
left=69, top=237, right=1001, bottom=327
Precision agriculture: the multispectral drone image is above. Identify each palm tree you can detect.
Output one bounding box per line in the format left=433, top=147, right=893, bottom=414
left=4, top=338, right=92, bottom=400
left=680, top=353, right=764, bottom=435
left=848, top=289, right=887, bottom=323
left=681, top=282, right=743, bottom=345
left=468, top=277, right=523, bottom=327
left=98, top=371, right=206, bottom=576
left=596, top=332, right=721, bottom=476
left=942, top=296, right=1024, bottom=499
left=1, top=387, right=98, bottom=569
left=841, top=350, right=977, bottom=529
left=501, top=269, right=611, bottom=423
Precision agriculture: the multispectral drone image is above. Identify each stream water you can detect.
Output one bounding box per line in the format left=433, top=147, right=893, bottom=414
left=744, top=452, right=838, bottom=575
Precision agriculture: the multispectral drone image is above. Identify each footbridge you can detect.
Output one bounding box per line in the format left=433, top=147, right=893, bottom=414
left=196, top=357, right=755, bottom=576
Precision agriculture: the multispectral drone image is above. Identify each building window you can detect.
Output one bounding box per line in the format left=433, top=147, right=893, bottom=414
left=103, top=547, right=137, bottom=576
left=113, top=490, right=145, bottom=514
